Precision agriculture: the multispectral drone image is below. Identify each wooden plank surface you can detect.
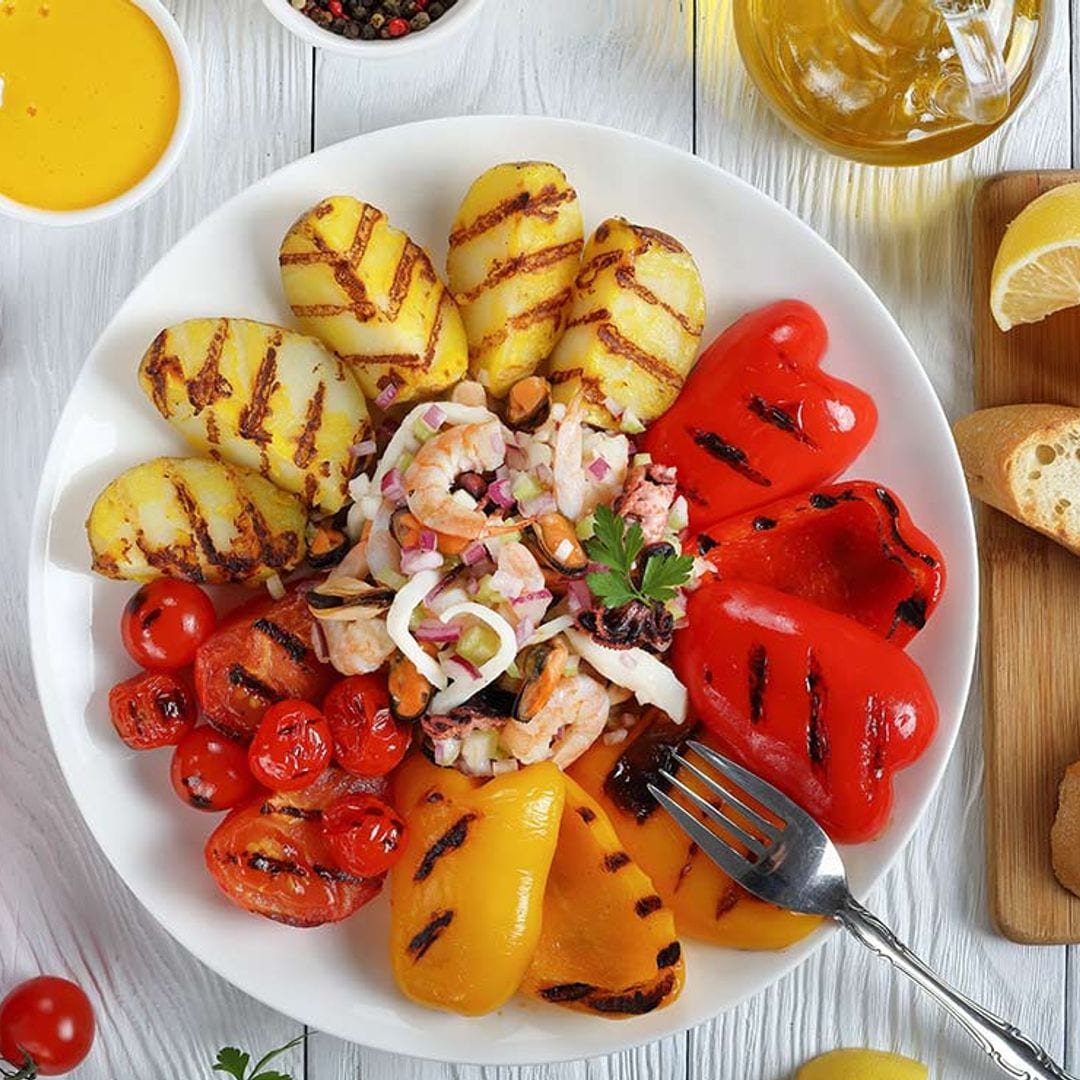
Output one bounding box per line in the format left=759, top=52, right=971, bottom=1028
left=973, top=170, right=1080, bottom=944
left=0, top=0, right=1077, bottom=1076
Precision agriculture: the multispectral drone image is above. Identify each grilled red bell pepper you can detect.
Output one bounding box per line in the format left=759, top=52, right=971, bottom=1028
left=642, top=300, right=877, bottom=528
left=693, top=481, right=946, bottom=647
left=673, top=580, right=937, bottom=844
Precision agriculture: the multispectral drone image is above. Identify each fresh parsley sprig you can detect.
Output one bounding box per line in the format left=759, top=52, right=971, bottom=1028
left=585, top=506, right=693, bottom=609
left=213, top=1035, right=305, bottom=1080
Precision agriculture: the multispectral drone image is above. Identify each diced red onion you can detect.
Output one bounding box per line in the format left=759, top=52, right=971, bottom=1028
left=416, top=620, right=462, bottom=644
left=587, top=455, right=611, bottom=481
left=424, top=566, right=463, bottom=603
left=400, top=547, right=444, bottom=575
left=351, top=438, right=377, bottom=457
left=487, top=478, right=515, bottom=509
left=422, top=404, right=446, bottom=430
left=375, top=382, right=400, bottom=410
left=519, top=491, right=557, bottom=518
left=494, top=464, right=511, bottom=483
left=567, top=579, right=592, bottom=614
left=461, top=541, right=487, bottom=566
left=465, top=576, right=480, bottom=595
left=380, top=467, right=405, bottom=502
left=418, top=528, right=438, bottom=553
left=512, top=589, right=554, bottom=607
left=603, top=396, right=625, bottom=419
left=448, top=654, right=482, bottom=681
left=514, top=617, right=536, bottom=646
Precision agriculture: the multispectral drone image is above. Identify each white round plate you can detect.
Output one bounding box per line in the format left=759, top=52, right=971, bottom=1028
left=29, top=116, right=978, bottom=1065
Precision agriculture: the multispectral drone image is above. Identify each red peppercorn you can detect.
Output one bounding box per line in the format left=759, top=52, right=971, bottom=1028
left=328, top=0, right=343, bottom=14
left=387, top=16, right=409, bottom=35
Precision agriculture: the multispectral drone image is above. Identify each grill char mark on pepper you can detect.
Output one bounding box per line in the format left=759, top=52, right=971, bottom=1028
left=874, top=487, right=939, bottom=567
left=540, top=982, right=597, bottom=1003
left=413, top=813, right=477, bottom=882
left=252, top=618, right=310, bottom=664
left=747, top=395, right=817, bottom=448
left=407, top=910, right=454, bottom=961
left=806, top=650, right=828, bottom=770
left=689, top=428, right=772, bottom=487
left=748, top=644, right=768, bottom=724
left=891, top=595, right=928, bottom=637
left=656, top=942, right=682, bottom=969
left=587, top=973, right=677, bottom=1015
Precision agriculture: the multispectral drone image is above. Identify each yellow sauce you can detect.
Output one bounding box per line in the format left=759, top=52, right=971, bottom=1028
left=0, top=0, right=180, bottom=211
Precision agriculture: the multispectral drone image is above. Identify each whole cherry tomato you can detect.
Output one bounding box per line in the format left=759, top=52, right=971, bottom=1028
left=322, top=674, right=410, bottom=777
left=121, top=580, right=217, bottom=671
left=0, top=976, right=94, bottom=1076
left=108, top=670, right=197, bottom=751
left=322, top=793, right=407, bottom=877
left=248, top=700, right=332, bottom=792
left=170, top=726, right=257, bottom=812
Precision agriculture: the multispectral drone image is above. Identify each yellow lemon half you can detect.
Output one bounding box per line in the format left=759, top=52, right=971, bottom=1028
left=991, top=182, right=1080, bottom=332
left=796, top=1048, right=929, bottom=1080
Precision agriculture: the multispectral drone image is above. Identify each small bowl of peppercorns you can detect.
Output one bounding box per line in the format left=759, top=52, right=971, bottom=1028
left=261, top=0, right=485, bottom=56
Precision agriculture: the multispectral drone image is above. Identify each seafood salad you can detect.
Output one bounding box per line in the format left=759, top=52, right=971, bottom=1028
left=86, top=160, right=946, bottom=1021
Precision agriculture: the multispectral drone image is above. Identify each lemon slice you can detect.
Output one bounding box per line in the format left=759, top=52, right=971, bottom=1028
left=990, top=182, right=1080, bottom=331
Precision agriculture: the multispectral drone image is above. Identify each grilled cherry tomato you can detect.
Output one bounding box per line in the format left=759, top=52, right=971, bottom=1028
left=194, top=590, right=335, bottom=741
left=322, top=674, right=410, bottom=777
left=170, top=726, right=257, bottom=812
left=322, top=793, right=407, bottom=877
left=108, top=670, right=197, bottom=750
left=120, top=580, right=216, bottom=671
left=0, top=976, right=94, bottom=1076
left=205, top=768, right=386, bottom=926
left=248, top=700, right=332, bottom=792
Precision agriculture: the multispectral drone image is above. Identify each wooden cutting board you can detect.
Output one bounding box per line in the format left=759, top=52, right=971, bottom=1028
left=974, top=171, right=1080, bottom=944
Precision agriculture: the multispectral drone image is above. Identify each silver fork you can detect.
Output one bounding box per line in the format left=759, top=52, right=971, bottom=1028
left=649, top=741, right=1076, bottom=1080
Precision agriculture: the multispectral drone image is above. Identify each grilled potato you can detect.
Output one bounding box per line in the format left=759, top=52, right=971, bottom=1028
left=139, top=318, right=370, bottom=516
left=547, top=218, right=705, bottom=430
left=280, top=196, right=467, bottom=405
left=447, top=162, right=583, bottom=398
left=87, top=457, right=307, bottom=585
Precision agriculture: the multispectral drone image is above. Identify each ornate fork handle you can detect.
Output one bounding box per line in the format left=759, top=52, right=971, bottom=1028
left=837, top=897, right=1076, bottom=1080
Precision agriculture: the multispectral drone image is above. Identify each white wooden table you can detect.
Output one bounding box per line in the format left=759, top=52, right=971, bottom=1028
left=1, top=1, right=1076, bottom=1076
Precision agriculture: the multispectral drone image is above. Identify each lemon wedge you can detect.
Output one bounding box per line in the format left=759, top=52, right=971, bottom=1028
left=991, top=182, right=1080, bottom=331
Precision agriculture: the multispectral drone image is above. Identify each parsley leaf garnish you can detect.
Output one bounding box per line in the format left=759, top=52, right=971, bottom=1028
left=213, top=1036, right=305, bottom=1080
left=585, top=506, right=693, bottom=608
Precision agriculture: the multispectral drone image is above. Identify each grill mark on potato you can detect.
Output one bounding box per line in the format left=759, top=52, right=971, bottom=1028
left=293, top=382, right=326, bottom=471
left=385, top=242, right=423, bottom=321
left=587, top=973, right=676, bottom=1015
left=656, top=942, right=682, bottom=970
left=458, top=240, right=583, bottom=305
left=575, top=249, right=623, bottom=290
left=613, top=266, right=703, bottom=337
left=635, top=894, right=664, bottom=919
left=716, top=885, right=741, bottom=919
left=634, top=225, right=685, bottom=253
left=341, top=351, right=427, bottom=369
left=603, top=851, right=631, bottom=873
left=252, top=618, right=309, bottom=664
left=563, top=307, right=610, bottom=331
left=539, top=982, right=597, bottom=1004
left=134, top=530, right=204, bottom=582
left=414, top=813, right=477, bottom=882
left=238, top=342, right=280, bottom=446
left=450, top=183, right=576, bottom=247
left=141, top=331, right=184, bottom=415
left=205, top=411, right=222, bottom=447
left=246, top=498, right=303, bottom=570
left=187, top=319, right=234, bottom=413
left=472, top=288, right=573, bottom=354
left=421, top=292, right=449, bottom=373
left=596, top=324, right=684, bottom=390
left=407, top=910, right=454, bottom=961
left=347, top=202, right=383, bottom=263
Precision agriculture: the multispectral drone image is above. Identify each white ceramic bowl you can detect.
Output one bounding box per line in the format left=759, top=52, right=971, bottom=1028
left=28, top=116, right=978, bottom=1065
left=260, top=0, right=487, bottom=58
left=0, top=0, right=196, bottom=228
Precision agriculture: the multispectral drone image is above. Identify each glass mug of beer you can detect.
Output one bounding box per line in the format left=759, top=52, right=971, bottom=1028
left=733, top=0, right=1045, bottom=165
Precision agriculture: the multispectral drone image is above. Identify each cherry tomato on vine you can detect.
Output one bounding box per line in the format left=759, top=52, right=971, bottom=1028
left=0, top=976, right=94, bottom=1077
left=121, top=580, right=217, bottom=671
left=322, top=674, right=410, bottom=777
left=170, top=726, right=257, bottom=812
left=108, top=670, right=197, bottom=751
left=247, top=700, right=332, bottom=792
left=322, top=793, right=407, bottom=877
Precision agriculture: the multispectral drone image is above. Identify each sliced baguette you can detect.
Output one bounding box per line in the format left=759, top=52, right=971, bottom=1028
left=953, top=404, right=1080, bottom=555
left=1051, top=761, right=1080, bottom=899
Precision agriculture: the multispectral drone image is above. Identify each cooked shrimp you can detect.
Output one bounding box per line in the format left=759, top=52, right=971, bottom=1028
left=490, top=541, right=550, bottom=626
left=324, top=617, right=395, bottom=676
left=499, top=671, right=610, bottom=768
left=553, top=393, right=586, bottom=521
left=580, top=429, right=630, bottom=515
left=404, top=418, right=506, bottom=539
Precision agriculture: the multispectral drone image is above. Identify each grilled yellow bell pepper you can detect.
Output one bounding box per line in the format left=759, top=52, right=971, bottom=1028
left=570, top=713, right=821, bottom=949
left=522, top=774, right=685, bottom=1017
left=390, top=755, right=565, bottom=1016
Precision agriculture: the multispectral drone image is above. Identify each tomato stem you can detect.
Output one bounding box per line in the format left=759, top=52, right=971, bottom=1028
left=0, top=1049, right=38, bottom=1080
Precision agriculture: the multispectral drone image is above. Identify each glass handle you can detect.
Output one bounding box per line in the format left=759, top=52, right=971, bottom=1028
left=936, top=0, right=1011, bottom=124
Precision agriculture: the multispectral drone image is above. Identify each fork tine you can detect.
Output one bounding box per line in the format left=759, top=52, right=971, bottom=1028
left=647, top=783, right=757, bottom=882
left=671, top=751, right=783, bottom=841
left=657, top=768, right=770, bottom=860
left=687, top=741, right=818, bottom=831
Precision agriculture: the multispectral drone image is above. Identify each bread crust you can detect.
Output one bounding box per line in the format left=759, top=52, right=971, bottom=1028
left=1051, top=761, right=1080, bottom=899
